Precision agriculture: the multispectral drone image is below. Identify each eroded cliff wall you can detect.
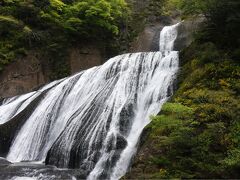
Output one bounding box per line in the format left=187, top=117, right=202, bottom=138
left=0, top=44, right=105, bottom=98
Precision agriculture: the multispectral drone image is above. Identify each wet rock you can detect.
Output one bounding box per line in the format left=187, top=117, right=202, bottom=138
left=174, top=17, right=205, bottom=51
left=0, top=162, right=80, bottom=180
left=0, top=157, right=11, bottom=166
left=130, top=16, right=177, bottom=53
left=0, top=53, right=46, bottom=98
left=70, top=169, right=88, bottom=179
left=116, top=134, right=128, bottom=150
left=69, top=45, right=105, bottom=74
left=119, top=103, right=135, bottom=135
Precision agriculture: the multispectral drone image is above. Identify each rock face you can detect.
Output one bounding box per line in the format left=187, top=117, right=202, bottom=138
left=0, top=45, right=105, bottom=98
left=130, top=16, right=203, bottom=53
left=174, top=17, right=205, bottom=51
left=130, top=16, right=181, bottom=53
left=0, top=53, right=46, bottom=98
left=130, top=24, right=163, bottom=52
left=0, top=157, right=11, bottom=166
left=69, top=45, right=104, bottom=74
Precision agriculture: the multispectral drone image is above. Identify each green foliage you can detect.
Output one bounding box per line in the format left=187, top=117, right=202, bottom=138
left=0, top=15, right=19, bottom=24
left=146, top=0, right=167, bottom=17
left=178, top=0, right=240, bottom=50
left=161, top=103, right=194, bottom=119
left=141, top=86, right=239, bottom=178
left=0, top=15, right=29, bottom=71
left=133, top=0, right=167, bottom=21
left=50, top=0, right=66, bottom=11
left=127, top=32, right=240, bottom=179
left=0, top=0, right=130, bottom=78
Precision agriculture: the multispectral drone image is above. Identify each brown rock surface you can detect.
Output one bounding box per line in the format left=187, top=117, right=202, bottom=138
left=129, top=16, right=176, bottom=53
left=0, top=53, right=46, bottom=98
left=69, top=45, right=104, bottom=74
left=0, top=45, right=105, bottom=98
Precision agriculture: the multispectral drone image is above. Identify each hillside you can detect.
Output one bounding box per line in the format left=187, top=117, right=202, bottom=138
left=126, top=0, right=240, bottom=178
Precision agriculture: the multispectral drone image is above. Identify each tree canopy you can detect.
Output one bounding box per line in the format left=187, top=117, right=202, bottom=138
left=0, top=0, right=129, bottom=38
left=0, top=0, right=129, bottom=77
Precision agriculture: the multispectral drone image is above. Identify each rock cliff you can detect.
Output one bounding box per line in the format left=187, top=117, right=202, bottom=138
left=0, top=45, right=105, bottom=98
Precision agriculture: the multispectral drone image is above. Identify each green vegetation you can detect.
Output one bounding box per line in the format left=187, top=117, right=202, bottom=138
left=0, top=0, right=171, bottom=78
left=0, top=0, right=129, bottom=79
left=126, top=42, right=240, bottom=178
left=176, top=0, right=240, bottom=50
left=149, top=51, right=239, bottom=178
left=125, top=0, right=240, bottom=179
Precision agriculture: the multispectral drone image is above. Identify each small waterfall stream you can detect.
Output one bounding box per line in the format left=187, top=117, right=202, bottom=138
left=0, top=22, right=180, bottom=179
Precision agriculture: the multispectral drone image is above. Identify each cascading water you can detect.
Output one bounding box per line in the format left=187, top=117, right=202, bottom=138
left=0, top=22, right=180, bottom=179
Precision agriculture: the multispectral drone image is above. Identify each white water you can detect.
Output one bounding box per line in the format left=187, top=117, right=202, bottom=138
left=0, top=80, right=62, bottom=125
left=0, top=22, right=180, bottom=179
left=109, top=22, right=180, bottom=180
left=159, top=22, right=180, bottom=52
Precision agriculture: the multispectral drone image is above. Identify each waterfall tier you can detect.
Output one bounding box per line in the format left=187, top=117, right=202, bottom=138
left=0, top=22, right=180, bottom=179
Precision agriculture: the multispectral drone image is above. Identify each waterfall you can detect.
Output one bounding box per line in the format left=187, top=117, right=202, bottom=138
left=159, top=22, right=180, bottom=52
left=0, top=22, right=180, bottom=179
